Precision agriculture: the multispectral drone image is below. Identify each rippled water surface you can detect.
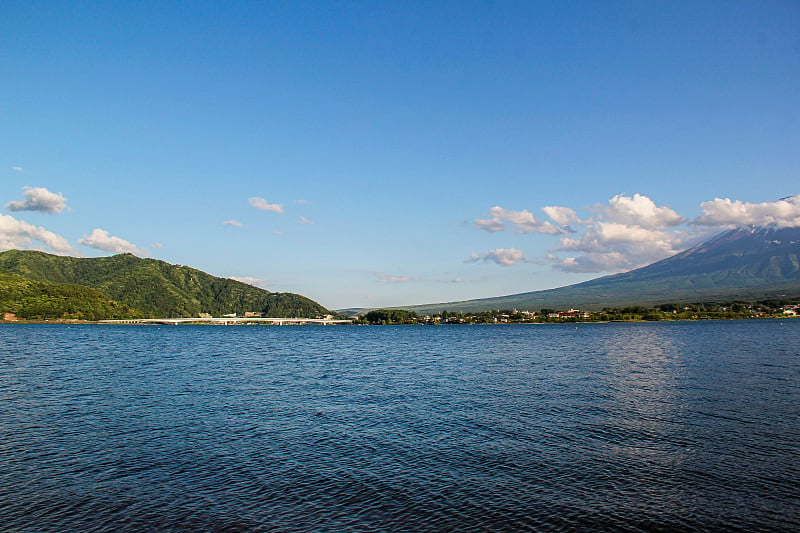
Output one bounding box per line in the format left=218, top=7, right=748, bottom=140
left=1, top=321, right=799, bottom=531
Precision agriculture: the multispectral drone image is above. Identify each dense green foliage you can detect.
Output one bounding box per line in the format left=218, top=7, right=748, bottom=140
left=357, top=299, right=800, bottom=325
left=0, top=250, right=331, bottom=319
left=0, top=274, right=142, bottom=320
left=358, top=309, right=419, bottom=324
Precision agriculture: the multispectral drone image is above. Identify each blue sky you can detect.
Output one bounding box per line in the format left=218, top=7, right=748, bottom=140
left=2, top=1, right=799, bottom=310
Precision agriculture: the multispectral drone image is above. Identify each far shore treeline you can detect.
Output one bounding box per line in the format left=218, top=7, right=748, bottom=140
left=4, top=300, right=799, bottom=325
left=355, top=301, right=800, bottom=325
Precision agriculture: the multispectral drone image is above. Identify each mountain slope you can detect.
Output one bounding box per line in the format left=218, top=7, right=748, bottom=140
left=0, top=273, right=142, bottom=320
left=404, top=225, right=800, bottom=314
left=0, top=250, right=330, bottom=318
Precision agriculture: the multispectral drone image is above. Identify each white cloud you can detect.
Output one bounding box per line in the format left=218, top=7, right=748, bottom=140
left=0, top=214, right=77, bottom=254
left=223, top=219, right=244, bottom=227
left=475, top=206, right=568, bottom=234
left=78, top=229, right=146, bottom=255
left=542, top=205, right=581, bottom=226
left=466, top=248, right=529, bottom=266
left=12, top=166, right=23, bottom=172
left=552, top=219, right=687, bottom=273
left=560, top=222, right=676, bottom=249
left=249, top=197, right=284, bottom=213
left=553, top=254, right=630, bottom=273
left=566, top=195, right=689, bottom=272
left=603, top=193, right=685, bottom=229
left=297, top=216, right=314, bottom=224
left=151, top=243, right=164, bottom=249
left=474, top=217, right=505, bottom=232
left=375, top=272, right=415, bottom=283
left=492, top=206, right=563, bottom=234
left=693, top=195, right=800, bottom=228
left=6, top=186, right=68, bottom=214
left=228, top=276, right=269, bottom=289
left=468, top=194, right=690, bottom=272
left=446, top=276, right=484, bottom=284
left=472, top=193, right=800, bottom=275
left=473, top=194, right=693, bottom=274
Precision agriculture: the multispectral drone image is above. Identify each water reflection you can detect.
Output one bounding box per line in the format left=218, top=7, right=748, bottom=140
left=600, top=324, right=685, bottom=436
left=594, top=324, right=690, bottom=514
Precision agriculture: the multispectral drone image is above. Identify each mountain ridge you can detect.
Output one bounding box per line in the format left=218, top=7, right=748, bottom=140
left=400, top=225, right=800, bottom=314
left=0, top=250, right=331, bottom=319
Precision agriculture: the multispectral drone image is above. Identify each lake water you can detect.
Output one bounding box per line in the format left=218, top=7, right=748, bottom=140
left=1, top=321, right=798, bottom=532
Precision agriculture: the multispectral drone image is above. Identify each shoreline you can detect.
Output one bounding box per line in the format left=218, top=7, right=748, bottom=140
left=2, top=316, right=797, bottom=326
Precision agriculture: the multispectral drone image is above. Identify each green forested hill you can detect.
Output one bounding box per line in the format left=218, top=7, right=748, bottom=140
left=0, top=273, right=142, bottom=320
left=0, top=250, right=330, bottom=319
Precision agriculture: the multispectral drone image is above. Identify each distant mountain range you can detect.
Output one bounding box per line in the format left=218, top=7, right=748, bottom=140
left=0, top=250, right=330, bottom=320
left=402, top=225, right=800, bottom=314
left=4, top=225, right=799, bottom=321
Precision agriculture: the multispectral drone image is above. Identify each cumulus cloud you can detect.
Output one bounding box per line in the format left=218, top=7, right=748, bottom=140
left=79, top=229, right=146, bottom=255
left=0, top=214, right=77, bottom=254
left=223, top=219, right=244, bottom=227
left=542, top=205, right=581, bottom=226
left=473, top=194, right=696, bottom=274
left=548, top=196, right=689, bottom=273
left=6, top=186, right=68, bottom=214
left=466, top=248, right=529, bottom=266
left=560, top=222, right=677, bottom=251
left=602, top=193, right=685, bottom=229
left=249, top=197, right=284, bottom=213
left=475, top=206, right=564, bottom=235
left=693, top=195, right=800, bottom=228
left=472, top=193, right=800, bottom=275
left=297, top=216, right=314, bottom=224
left=228, top=276, right=269, bottom=289
left=553, top=222, right=685, bottom=273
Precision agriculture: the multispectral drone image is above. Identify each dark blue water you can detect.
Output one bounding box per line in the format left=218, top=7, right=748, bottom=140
left=1, top=321, right=799, bottom=532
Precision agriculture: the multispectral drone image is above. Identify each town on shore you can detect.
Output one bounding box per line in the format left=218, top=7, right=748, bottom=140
left=7, top=300, right=800, bottom=326
left=355, top=300, right=800, bottom=325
